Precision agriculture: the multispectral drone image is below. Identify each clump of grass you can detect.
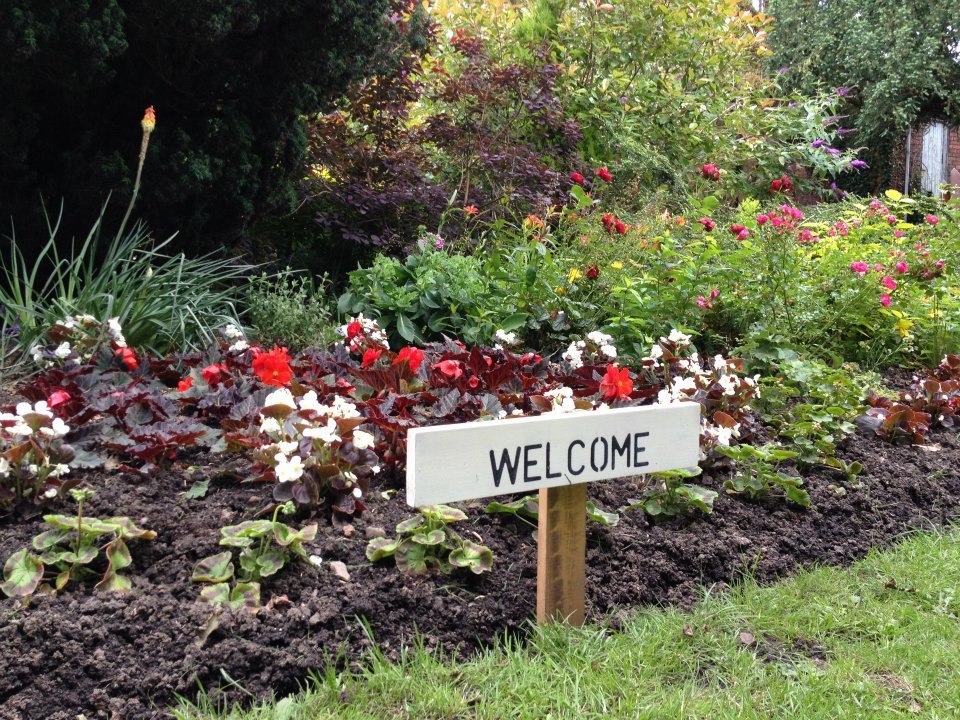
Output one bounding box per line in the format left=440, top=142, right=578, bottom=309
left=245, top=270, right=336, bottom=351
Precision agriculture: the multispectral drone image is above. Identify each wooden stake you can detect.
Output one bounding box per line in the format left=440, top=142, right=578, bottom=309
left=536, top=483, right=587, bottom=625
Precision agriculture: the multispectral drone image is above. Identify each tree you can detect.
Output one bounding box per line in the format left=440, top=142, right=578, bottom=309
left=767, top=0, right=960, bottom=188
left=0, top=0, right=396, bottom=252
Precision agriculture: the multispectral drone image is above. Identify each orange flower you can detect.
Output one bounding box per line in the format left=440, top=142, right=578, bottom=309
left=463, top=205, right=479, bottom=216
left=141, top=106, right=156, bottom=133
left=523, top=214, right=545, bottom=229
left=252, top=346, right=292, bottom=386
left=599, top=364, right=633, bottom=400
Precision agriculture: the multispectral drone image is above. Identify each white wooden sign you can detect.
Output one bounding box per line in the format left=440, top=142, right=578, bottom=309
left=406, top=403, right=701, bottom=507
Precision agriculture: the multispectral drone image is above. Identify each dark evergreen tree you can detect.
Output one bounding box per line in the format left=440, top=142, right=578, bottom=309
left=0, top=0, right=394, bottom=251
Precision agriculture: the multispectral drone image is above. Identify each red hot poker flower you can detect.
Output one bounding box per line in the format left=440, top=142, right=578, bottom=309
left=141, top=106, right=156, bottom=133
left=252, top=346, right=292, bottom=387
left=599, top=364, right=633, bottom=400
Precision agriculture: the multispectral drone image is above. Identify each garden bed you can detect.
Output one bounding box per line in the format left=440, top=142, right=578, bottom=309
left=2, top=426, right=959, bottom=719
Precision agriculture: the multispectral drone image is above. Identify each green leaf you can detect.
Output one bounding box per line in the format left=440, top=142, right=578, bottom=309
left=448, top=540, right=494, bottom=574
left=102, top=517, right=157, bottom=540
left=411, top=529, right=446, bottom=546
left=198, top=583, right=230, bottom=605
left=396, top=314, right=417, bottom=342
left=60, top=545, right=99, bottom=565
left=230, top=582, right=261, bottom=611
left=395, top=515, right=426, bottom=535
left=422, top=505, right=467, bottom=524
left=365, top=537, right=399, bottom=562
left=192, top=551, right=235, bottom=583
left=885, top=189, right=903, bottom=202
left=500, top=312, right=528, bottom=331
left=183, top=479, right=210, bottom=499
left=485, top=496, right=539, bottom=521
left=395, top=540, right=431, bottom=574
left=256, top=550, right=287, bottom=578
left=273, top=522, right=317, bottom=547
left=585, top=500, right=620, bottom=527
left=220, top=520, right=272, bottom=547
left=32, top=528, right=71, bottom=551
left=0, top=549, right=44, bottom=598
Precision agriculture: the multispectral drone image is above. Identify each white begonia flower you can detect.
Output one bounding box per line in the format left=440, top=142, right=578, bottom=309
left=596, top=402, right=610, bottom=412
left=545, top=386, right=576, bottom=413
left=278, top=441, right=299, bottom=455
left=28, top=464, right=39, bottom=475
left=494, top=329, right=519, bottom=346
left=511, top=409, right=524, bottom=416
left=352, top=429, right=375, bottom=450
left=229, top=340, right=249, bottom=352
left=0, top=412, right=18, bottom=422
left=648, top=344, right=664, bottom=360
left=7, top=422, right=33, bottom=436
left=343, top=470, right=358, bottom=483
left=370, top=465, right=381, bottom=475
left=309, top=554, right=324, bottom=568
left=43, top=488, right=59, bottom=499
left=50, top=464, right=70, bottom=477
left=667, top=329, right=691, bottom=347
left=0, top=457, right=9, bottom=477
left=263, top=388, right=297, bottom=412
left=54, top=342, right=72, bottom=359
left=107, top=317, right=127, bottom=347
left=656, top=388, right=674, bottom=405
left=352, top=487, right=362, bottom=498
left=303, top=418, right=341, bottom=444
left=586, top=330, right=613, bottom=346
left=328, top=395, right=360, bottom=419
left=223, top=323, right=244, bottom=340
left=274, top=453, right=305, bottom=483
left=31, top=346, right=44, bottom=363
left=599, top=344, right=618, bottom=359
left=562, top=341, right=585, bottom=369
left=497, top=409, right=508, bottom=419
left=718, top=374, right=738, bottom=396
left=259, top=416, right=282, bottom=435
left=51, top=417, right=70, bottom=436
left=298, top=390, right=324, bottom=413
left=713, top=354, right=727, bottom=372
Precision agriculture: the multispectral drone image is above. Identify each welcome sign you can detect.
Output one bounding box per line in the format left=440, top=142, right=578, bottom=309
left=406, top=403, right=701, bottom=507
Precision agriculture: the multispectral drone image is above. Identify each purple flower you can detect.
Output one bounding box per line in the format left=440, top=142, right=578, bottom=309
left=811, top=139, right=825, bottom=148
left=836, top=87, right=851, bottom=97
left=826, top=147, right=841, bottom=155
left=836, top=127, right=855, bottom=135
left=850, top=159, right=869, bottom=170
left=777, top=66, right=791, bottom=74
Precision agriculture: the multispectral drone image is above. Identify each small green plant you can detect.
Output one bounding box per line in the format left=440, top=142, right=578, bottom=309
left=366, top=504, right=493, bottom=575
left=621, top=468, right=717, bottom=518
left=0, top=489, right=156, bottom=597
left=191, top=502, right=318, bottom=611
left=485, top=495, right=620, bottom=527
left=246, top=270, right=336, bottom=351
left=717, top=443, right=811, bottom=507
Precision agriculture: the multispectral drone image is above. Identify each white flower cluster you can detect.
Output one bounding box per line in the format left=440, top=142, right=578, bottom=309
left=222, top=323, right=249, bottom=352
left=493, top=329, right=520, bottom=349
left=562, top=330, right=618, bottom=369
left=336, top=314, right=390, bottom=350
left=257, top=389, right=379, bottom=498
left=0, top=402, right=72, bottom=489
left=544, top=386, right=577, bottom=413
left=30, top=315, right=127, bottom=366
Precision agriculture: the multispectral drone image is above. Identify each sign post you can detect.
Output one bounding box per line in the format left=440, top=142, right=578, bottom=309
left=406, top=403, right=700, bottom=625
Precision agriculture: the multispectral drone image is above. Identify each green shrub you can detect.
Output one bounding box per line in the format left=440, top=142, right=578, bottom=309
left=0, top=204, right=248, bottom=361
left=245, top=271, right=336, bottom=351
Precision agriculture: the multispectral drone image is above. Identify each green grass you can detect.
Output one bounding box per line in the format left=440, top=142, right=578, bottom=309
left=175, top=528, right=960, bottom=719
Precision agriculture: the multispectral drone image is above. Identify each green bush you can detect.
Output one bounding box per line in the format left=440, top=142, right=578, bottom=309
left=245, top=271, right=336, bottom=351
left=0, top=205, right=248, bottom=361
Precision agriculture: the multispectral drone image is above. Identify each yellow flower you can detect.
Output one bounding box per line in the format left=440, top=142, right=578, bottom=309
left=611, top=261, right=623, bottom=270
left=894, top=318, right=913, bottom=337
left=568, top=268, right=582, bottom=283
left=555, top=286, right=566, bottom=295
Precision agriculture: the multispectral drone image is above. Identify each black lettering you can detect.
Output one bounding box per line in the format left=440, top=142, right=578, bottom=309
left=633, top=432, right=650, bottom=469
left=545, top=442, right=562, bottom=479
left=611, top=434, right=631, bottom=470
left=523, top=444, right=542, bottom=482
left=590, top=436, right=609, bottom=472
left=568, top=440, right=585, bottom=475
left=489, top=446, right=522, bottom=487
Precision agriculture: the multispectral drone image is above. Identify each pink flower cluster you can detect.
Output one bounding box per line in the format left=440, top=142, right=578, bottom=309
left=696, top=289, right=720, bottom=309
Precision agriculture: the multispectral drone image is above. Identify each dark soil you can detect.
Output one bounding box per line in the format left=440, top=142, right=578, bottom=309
left=2, top=427, right=960, bottom=719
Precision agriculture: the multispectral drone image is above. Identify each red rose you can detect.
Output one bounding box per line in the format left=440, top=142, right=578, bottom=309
left=586, top=265, right=600, bottom=279
left=114, top=347, right=138, bottom=371
left=599, top=364, right=633, bottom=400
left=361, top=348, right=383, bottom=368
left=699, top=163, right=720, bottom=181
left=770, top=178, right=782, bottom=192
left=570, top=171, right=585, bottom=185
left=252, top=346, right=292, bottom=387
left=393, top=347, right=425, bottom=372
left=434, top=359, right=463, bottom=379
left=595, top=166, right=613, bottom=183
left=177, top=376, right=194, bottom=393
